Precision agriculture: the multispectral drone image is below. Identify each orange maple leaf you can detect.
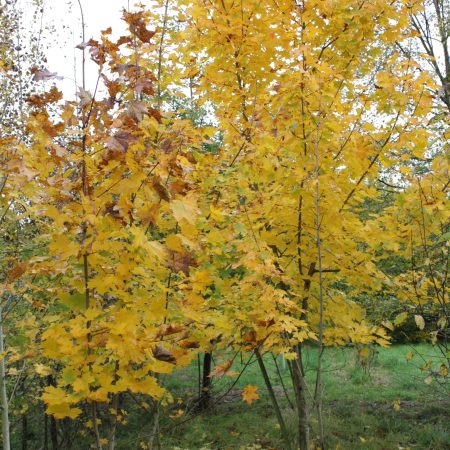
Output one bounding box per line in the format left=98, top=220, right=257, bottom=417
left=242, top=385, right=259, bottom=405
left=208, top=359, right=233, bottom=379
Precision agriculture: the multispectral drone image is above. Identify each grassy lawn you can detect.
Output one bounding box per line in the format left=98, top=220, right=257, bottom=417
left=114, top=344, right=450, bottom=449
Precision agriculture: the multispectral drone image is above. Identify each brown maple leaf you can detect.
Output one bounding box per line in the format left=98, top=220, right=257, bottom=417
left=157, top=324, right=184, bottom=338
left=168, top=252, right=198, bottom=276
left=152, top=345, right=176, bottom=364
left=123, top=10, right=156, bottom=43
left=208, top=359, right=233, bottom=379
left=31, top=67, right=62, bottom=82
left=126, top=100, right=148, bottom=122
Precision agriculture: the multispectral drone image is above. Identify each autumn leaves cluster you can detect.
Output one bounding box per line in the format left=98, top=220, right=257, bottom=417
left=1, top=0, right=448, bottom=444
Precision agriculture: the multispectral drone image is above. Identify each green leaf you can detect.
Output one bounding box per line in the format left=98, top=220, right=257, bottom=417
left=394, top=312, right=408, bottom=326
left=60, top=291, right=86, bottom=311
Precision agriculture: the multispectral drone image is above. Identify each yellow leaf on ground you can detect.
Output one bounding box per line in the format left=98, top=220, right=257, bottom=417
left=359, top=347, right=370, bottom=358
left=439, top=364, right=449, bottom=377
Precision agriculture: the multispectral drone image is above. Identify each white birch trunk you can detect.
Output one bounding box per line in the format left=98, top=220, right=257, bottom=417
left=0, top=306, right=11, bottom=450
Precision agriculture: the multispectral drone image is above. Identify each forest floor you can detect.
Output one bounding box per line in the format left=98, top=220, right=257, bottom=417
left=113, top=344, right=450, bottom=450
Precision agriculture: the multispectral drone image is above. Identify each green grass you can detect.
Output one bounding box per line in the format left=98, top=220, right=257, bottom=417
left=112, top=344, right=449, bottom=450
left=9, top=345, right=448, bottom=449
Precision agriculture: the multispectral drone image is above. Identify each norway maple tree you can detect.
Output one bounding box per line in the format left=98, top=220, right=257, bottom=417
left=0, top=0, right=446, bottom=448
left=180, top=0, right=434, bottom=447
left=19, top=10, right=210, bottom=448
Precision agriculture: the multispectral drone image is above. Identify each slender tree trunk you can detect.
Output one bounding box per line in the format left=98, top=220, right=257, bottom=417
left=199, top=352, right=212, bottom=410
left=46, top=375, right=58, bottom=450
left=0, top=305, right=11, bottom=450
left=108, top=395, right=119, bottom=450
left=197, top=354, right=201, bottom=399
left=157, top=0, right=170, bottom=110
left=313, top=94, right=326, bottom=449
left=292, top=345, right=309, bottom=450
left=44, top=410, right=48, bottom=450
left=147, top=400, right=160, bottom=450
left=92, top=402, right=103, bottom=450
left=22, top=413, right=28, bottom=450
left=50, top=416, right=58, bottom=450
left=271, top=353, right=294, bottom=410
left=255, top=349, right=292, bottom=450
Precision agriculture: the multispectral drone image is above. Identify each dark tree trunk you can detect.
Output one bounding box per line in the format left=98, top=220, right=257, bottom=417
left=292, top=345, right=310, bottom=450
left=44, top=411, right=48, bottom=450
left=46, top=376, right=58, bottom=450
left=21, top=414, right=28, bottom=450
left=255, top=349, right=292, bottom=449
left=199, top=352, right=212, bottom=410
left=50, top=416, right=58, bottom=450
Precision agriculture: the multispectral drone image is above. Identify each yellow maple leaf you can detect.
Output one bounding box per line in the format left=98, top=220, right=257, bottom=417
left=210, top=203, right=224, bottom=222
left=358, top=347, right=370, bottom=359
left=169, top=409, right=184, bottom=419
left=34, top=363, right=52, bottom=377
left=414, top=315, right=425, bottom=330
left=49, top=234, right=79, bottom=259
left=242, top=385, right=259, bottom=405
left=439, top=364, right=449, bottom=377
left=42, top=386, right=81, bottom=419
left=392, top=400, right=401, bottom=411
left=170, top=194, right=199, bottom=224
left=166, top=234, right=184, bottom=252
left=146, top=240, right=167, bottom=261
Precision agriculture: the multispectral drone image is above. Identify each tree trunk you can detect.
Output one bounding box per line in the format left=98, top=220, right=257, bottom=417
left=199, top=352, right=212, bottom=410
left=147, top=400, right=160, bottom=450
left=292, top=345, right=309, bottom=450
left=44, top=410, right=48, bottom=450
left=255, top=349, right=292, bottom=450
left=313, top=96, right=326, bottom=449
left=47, top=376, right=58, bottom=450
left=108, top=394, right=120, bottom=450
left=0, top=306, right=11, bottom=450
left=92, top=402, right=103, bottom=450
left=22, top=413, right=28, bottom=450
left=50, top=416, right=58, bottom=450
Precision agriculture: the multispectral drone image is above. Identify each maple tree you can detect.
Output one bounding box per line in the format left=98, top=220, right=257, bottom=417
left=16, top=9, right=209, bottom=448
left=180, top=0, right=434, bottom=447
left=0, top=0, right=447, bottom=448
